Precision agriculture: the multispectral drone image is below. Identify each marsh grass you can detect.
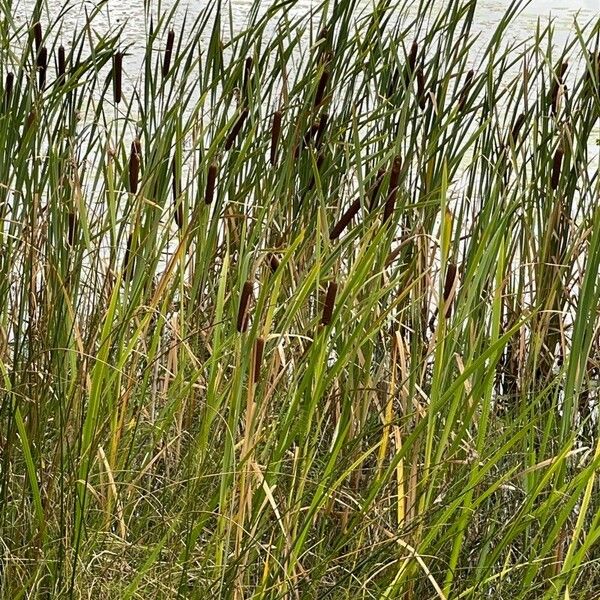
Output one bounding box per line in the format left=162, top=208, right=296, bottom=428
left=0, top=0, right=599, bottom=598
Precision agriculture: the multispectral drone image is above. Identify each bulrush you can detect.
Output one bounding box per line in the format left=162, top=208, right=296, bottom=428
left=225, top=107, right=249, bottom=150
left=37, top=46, right=47, bottom=88
left=443, top=262, right=457, bottom=318
left=383, top=155, right=401, bottom=224
left=314, top=69, right=330, bottom=107
left=329, top=198, right=361, bottom=240
left=67, top=212, right=78, bottom=246
left=57, top=46, right=66, bottom=84
left=509, top=113, right=526, bottom=145
left=162, top=29, right=175, bottom=77
left=129, top=138, right=141, bottom=194
left=122, top=233, right=135, bottom=281
left=33, top=21, right=42, bottom=52
left=268, top=253, right=280, bottom=273
left=243, top=56, right=253, bottom=96
left=270, top=110, right=282, bottom=166
left=321, top=281, right=338, bottom=326
left=253, top=337, right=265, bottom=384
left=458, top=69, right=474, bottom=112
left=550, top=61, right=568, bottom=115
left=204, top=162, right=217, bottom=204
left=416, top=66, right=426, bottom=109
left=551, top=147, right=564, bottom=190
left=4, top=72, right=14, bottom=110
left=113, top=51, right=123, bottom=104
left=237, top=280, right=253, bottom=333
left=404, top=40, right=418, bottom=83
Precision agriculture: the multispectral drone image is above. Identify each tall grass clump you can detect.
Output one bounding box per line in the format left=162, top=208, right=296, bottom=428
left=0, top=0, right=599, bottom=598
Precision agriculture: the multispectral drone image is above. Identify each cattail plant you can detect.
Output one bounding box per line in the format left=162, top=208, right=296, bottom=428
left=369, top=167, right=386, bottom=210
left=383, top=155, right=401, bottom=223
left=237, top=280, right=253, bottom=333
left=122, top=233, right=135, bottom=282
left=225, top=107, right=249, bottom=150
left=508, top=112, right=526, bottom=145
left=57, top=46, right=66, bottom=85
left=416, top=66, right=426, bottom=109
left=443, top=262, right=458, bottom=318
left=162, top=29, right=175, bottom=77
left=243, top=56, right=253, bottom=96
left=329, top=198, right=361, bottom=240
left=551, top=147, right=564, bottom=190
left=3, top=72, right=14, bottom=110
left=205, top=162, right=217, bottom=204
left=172, top=159, right=183, bottom=229
left=315, top=112, right=328, bottom=148
left=252, top=337, right=265, bottom=384
left=37, top=46, right=47, bottom=89
left=129, top=138, right=141, bottom=194
left=458, top=69, right=474, bottom=112
left=268, top=253, right=280, bottom=273
left=270, top=110, right=282, bottom=166
left=404, top=40, right=418, bottom=83
left=67, top=212, right=78, bottom=246
left=113, top=51, right=123, bottom=104
left=33, top=21, right=42, bottom=52
left=321, top=281, right=338, bottom=326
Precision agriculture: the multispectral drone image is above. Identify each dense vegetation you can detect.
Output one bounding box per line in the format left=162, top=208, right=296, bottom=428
left=0, top=0, right=599, bottom=597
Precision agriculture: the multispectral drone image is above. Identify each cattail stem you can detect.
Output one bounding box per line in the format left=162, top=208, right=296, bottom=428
left=113, top=51, right=123, bottom=104
left=172, top=159, right=183, bottom=228
left=253, top=337, right=265, bottom=384
left=551, top=148, right=564, bottom=190
left=225, top=108, right=249, bottom=150
left=270, top=110, right=282, bottom=166
left=205, top=162, right=217, bottom=204
left=383, top=156, right=401, bottom=224
left=329, top=198, right=361, bottom=240
left=237, top=281, right=253, bottom=333
left=129, top=138, right=141, bottom=194
left=321, top=281, right=338, bottom=326
left=162, top=29, right=175, bottom=78
left=550, top=61, right=568, bottom=115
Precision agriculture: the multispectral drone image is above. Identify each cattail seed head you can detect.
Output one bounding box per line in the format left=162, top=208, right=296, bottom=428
left=404, top=40, right=418, bottom=83
left=225, top=107, right=249, bottom=150
left=67, top=212, right=78, bottom=246
left=315, top=112, right=328, bottom=148
left=253, top=337, right=265, bottom=384
left=268, top=253, right=280, bottom=273
left=458, top=69, right=474, bottom=112
left=57, top=46, right=66, bottom=84
left=270, top=110, right=282, bottom=166
left=416, top=66, right=426, bottom=109
left=205, top=162, right=217, bottom=204
left=443, top=262, right=457, bottom=318
left=162, top=29, right=175, bottom=78
left=509, top=112, right=526, bottom=145
left=129, top=138, right=141, bottom=194
left=4, top=72, right=14, bottom=110
left=33, top=22, right=42, bottom=52
left=37, top=46, right=47, bottom=89
left=314, top=69, right=330, bottom=107
left=243, top=56, right=253, bottom=95
left=237, top=280, right=253, bottom=333
left=551, top=147, right=564, bottom=190
left=113, top=51, right=123, bottom=104
left=383, top=155, right=402, bottom=224
left=321, top=281, right=338, bottom=326
left=122, top=233, right=135, bottom=282
left=329, top=198, right=361, bottom=240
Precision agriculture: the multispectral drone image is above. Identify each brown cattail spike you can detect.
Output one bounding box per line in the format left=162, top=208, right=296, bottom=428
left=129, top=139, right=141, bottom=194
left=268, top=253, right=280, bottom=273
left=113, top=51, right=123, bottom=104
left=57, top=46, right=66, bottom=84
left=314, top=69, right=330, bottom=107
left=443, top=262, right=458, bottom=318
left=509, top=113, right=526, bottom=145
left=253, top=337, right=265, bottom=384
left=37, top=46, right=47, bottom=89
left=458, top=69, right=474, bottom=112
left=237, top=281, right=253, bottom=333
left=225, top=107, right=249, bottom=150
left=315, top=112, right=328, bottom=148
left=329, top=198, right=361, bottom=240
left=321, top=281, right=338, bottom=326
left=551, top=148, right=564, bottom=190
left=205, top=162, right=217, bottom=204
left=123, top=233, right=135, bottom=282
left=383, top=155, right=402, bottom=223
left=4, top=72, right=14, bottom=110
left=163, top=29, right=175, bottom=78
left=172, top=159, right=183, bottom=229
left=243, top=56, right=253, bottom=95
left=405, top=40, right=418, bottom=83
left=67, top=213, right=78, bottom=246
left=33, top=22, right=42, bottom=52
left=270, top=110, right=282, bottom=166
